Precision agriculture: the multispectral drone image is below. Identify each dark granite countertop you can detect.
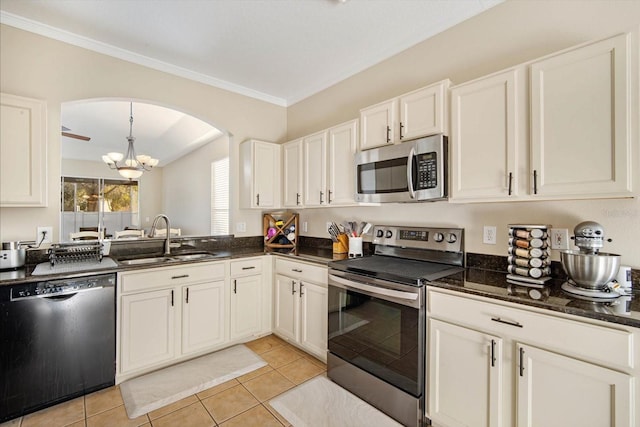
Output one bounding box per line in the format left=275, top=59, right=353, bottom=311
left=429, top=268, right=640, bottom=329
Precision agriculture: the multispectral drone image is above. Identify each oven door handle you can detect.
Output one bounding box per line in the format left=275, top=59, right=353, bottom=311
left=406, top=146, right=416, bottom=199
left=329, top=274, right=418, bottom=301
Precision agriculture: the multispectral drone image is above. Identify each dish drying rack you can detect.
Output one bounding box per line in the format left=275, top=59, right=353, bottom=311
left=48, top=242, right=104, bottom=266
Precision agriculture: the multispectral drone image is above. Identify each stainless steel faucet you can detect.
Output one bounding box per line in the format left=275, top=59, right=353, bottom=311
left=149, top=214, right=172, bottom=255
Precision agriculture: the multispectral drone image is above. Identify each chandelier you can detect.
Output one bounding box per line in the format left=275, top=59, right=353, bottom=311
left=102, top=102, right=158, bottom=179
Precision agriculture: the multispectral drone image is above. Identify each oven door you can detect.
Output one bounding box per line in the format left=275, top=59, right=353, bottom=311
left=328, top=271, right=425, bottom=397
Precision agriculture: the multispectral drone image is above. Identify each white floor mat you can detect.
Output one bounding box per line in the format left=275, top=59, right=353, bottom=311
left=120, top=344, right=266, bottom=419
left=269, top=376, right=402, bottom=427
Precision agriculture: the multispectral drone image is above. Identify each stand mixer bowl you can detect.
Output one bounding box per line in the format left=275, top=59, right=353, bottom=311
left=560, top=250, right=621, bottom=290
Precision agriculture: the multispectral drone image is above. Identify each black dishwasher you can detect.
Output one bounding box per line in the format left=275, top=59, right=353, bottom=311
left=0, top=273, right=116, bottom=422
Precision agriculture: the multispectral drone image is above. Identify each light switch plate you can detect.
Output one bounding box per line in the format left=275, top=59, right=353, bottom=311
left=550, top=228, right=570, bottom=250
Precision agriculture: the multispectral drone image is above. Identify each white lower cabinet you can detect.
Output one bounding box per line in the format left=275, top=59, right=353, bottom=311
left=121, top=289, right=176, bottom=374
left=427, top=288, right=638, bottom=427
left=229, top=257, right=266, bottom=341
left=117, top=261, right=228, bottom=381
left=181, top=280, right=226, bottom=354
left=429, top=319, right=503, bottom=427
left=517, top=343, right=633, bottom=427
left=273, top=258, right=328, bottom=361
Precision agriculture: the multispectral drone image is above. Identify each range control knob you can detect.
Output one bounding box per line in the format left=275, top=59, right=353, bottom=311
left=447, top=233, right=458, bottom=244
left=433, top=232, right=444, bottom=242
left=385, top=230, right=393, bottom=238
left=376, top=229, right=384, bottom=238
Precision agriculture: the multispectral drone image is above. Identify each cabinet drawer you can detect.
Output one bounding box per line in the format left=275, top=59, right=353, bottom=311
left=275, top=258, right=327, bottom=285
left=427, top=289, right=634, bottom=370
left=230, top=257, right=263, bottom=277
left=120, top=261, right=226, bottom=293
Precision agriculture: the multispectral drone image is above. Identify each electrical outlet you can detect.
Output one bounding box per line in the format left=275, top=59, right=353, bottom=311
left=36, top=226, right=53, bottom=244
left=483, top=226, right=497, bottom=245
left=303, top=221, right=308, bottom=232
left=236, top=222, right=246, bottom=232
left=550, top=228, right=570, bottom=250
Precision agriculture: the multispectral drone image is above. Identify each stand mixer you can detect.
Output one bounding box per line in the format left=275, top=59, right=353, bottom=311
left=560, top=221, right=621, bottom=299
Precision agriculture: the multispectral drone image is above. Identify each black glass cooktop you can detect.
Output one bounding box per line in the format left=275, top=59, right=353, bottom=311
left=329, top=255, right=464, bottom=286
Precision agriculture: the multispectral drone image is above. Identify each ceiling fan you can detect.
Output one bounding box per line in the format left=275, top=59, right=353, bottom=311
left=61, top=126, right=91, bottom=141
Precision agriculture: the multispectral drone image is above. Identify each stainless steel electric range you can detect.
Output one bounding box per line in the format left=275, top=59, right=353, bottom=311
left=328, top=225, right=464, bottom=427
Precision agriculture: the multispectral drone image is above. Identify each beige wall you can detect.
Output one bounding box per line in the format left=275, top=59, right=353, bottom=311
left=162, top=134, right=230, bottom=236
left=287, top=0, right=640, bottom=267
left=0, top=24, right=286, bottom=243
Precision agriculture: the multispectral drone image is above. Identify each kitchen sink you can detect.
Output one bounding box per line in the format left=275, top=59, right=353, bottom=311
left=117, top=252, right=221, bottom=266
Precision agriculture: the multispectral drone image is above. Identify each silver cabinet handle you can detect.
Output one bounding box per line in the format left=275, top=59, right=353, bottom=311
left=533, top=170, right=538, bottom=194
left=256, top=193, right=260, bottom=206
left=296, top=193, right=300, bottom=205
left=519, top=347, right=525, bottom=377
left=242, top=266, right=255, bottom=270
left=172, top=274, right=189, bottom=279
left=291, top=280, right=296, bottom=295
left=320, top=191, right=324, bottom=204
left=328, top=190, right=332, bottom=204
left=386, top=125, right=391, bottom=143
left=185, top=287, right=189, bottom=304
left=292, top=268, right=303, bottom=273
left=508, top=172, right=513, bottom=196
left=490, top=339, right=496, bottom=367
left=300, top=283, right=304, bottom=298
left=171, top=290, right=174, bottom=307
left=233, top=279, right=237, bottom=294
left=399, top=122, right=404, bottom=140
left=491, top=317, right=523, bottom=328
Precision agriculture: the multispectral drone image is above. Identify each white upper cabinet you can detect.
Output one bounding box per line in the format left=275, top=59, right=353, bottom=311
left=327, top=119, right=358, bottom=206
left=451, top=31, right=637, bottom=202
left=282, top=139, right=303, bottom=208
left=450, top=68, right=524, bottom=201
left=239, top=139, right=281, bottom=209
left=399, top=82, right=449, bottom=141
left=360, top=98, right=397, bottom=150
left=0, top=93, right=47, bottom=207
left=530, top=33, right=634, bottom=198
left=360, top=79, right=450, bottom=150
left=284, top=119, right=359, bottom=208
left=303, top=130, right=328, bottom=207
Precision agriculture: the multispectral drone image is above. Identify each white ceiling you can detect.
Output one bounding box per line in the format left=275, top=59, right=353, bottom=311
left=61, top=100, right=223, bottom=166
left=0, top=0, right=503, bottom=107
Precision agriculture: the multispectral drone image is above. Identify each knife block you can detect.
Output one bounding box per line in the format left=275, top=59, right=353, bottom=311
left=333, top=234, right=348, bottom=254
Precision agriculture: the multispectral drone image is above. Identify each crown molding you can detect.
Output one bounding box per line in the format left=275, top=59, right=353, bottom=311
left=0, top=11, right=288, bottom=107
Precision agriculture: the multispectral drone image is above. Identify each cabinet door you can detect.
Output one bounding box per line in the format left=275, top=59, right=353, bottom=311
left=360, top=99, right=396, bottom=150
left=428, top=319, right=503, bottom=427
left=327, top=120, right=358, bottom=206
left=517, top=344, right=633, bottom=427
left=254, top=141, right=280, bottom=208
left=182, top=281, right=226, bottom=355
left=274, top=274, right=298, bottom=342
left=120, top=289, right=175, bottom=373
left=282, top=139, right=303, bottom=207
left=450, top=69, right=521, bottom=201
left=0, top=93, right=47, bottom=207
left=299, top=281, right=328, bottom=360
left=230, top=275, right=262, bottom=340
left=399, top=82, right=448, bottom=141
left=530, top=33, right=633, bottom=197
left=303, top=131, right=327, bottom=207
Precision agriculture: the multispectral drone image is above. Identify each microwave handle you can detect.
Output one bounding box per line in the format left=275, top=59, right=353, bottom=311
left=407, top=146, right=416, bottom=199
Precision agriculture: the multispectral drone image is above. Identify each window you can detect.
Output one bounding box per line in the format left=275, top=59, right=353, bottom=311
left=211, top=158, right=229, bottom=235
left=61, top=177, right=139, bottom=241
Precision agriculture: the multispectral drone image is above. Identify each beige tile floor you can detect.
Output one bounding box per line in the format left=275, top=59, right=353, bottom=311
left=2, top=335, right=326, bottom=427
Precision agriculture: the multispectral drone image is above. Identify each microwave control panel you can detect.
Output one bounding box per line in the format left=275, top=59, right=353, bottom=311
left=416, top=153, right=438, bottom=189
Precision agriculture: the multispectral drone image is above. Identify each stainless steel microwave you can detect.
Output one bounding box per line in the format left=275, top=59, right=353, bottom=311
left=354, top=134, right=447, bottom=203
